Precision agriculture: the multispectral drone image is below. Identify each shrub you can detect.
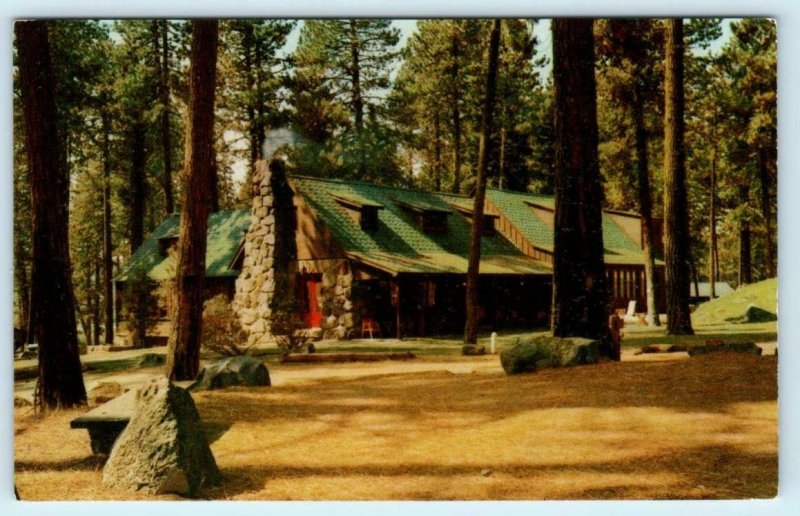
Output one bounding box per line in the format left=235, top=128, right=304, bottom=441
left=270, top=299, right=311, bottom=358
left=120, top=270, right=160, bottom=348
left=202, top=295, right=251, bottom=356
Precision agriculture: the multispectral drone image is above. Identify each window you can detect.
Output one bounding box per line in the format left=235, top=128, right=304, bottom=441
left=158, top=236, right=178, bottom=257
left=334, top=194, right=384, bottom=232
left=360, top=207, right=380, bottom=231
left=394, top=198, right=451, bottom=234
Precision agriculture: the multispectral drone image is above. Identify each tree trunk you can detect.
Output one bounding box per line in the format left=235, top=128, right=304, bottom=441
left=498, top=125, right=507, bottom=190
left=16, top=20, right=87, bottom=408
left=101, top=110, right=114, bottom=344
left=93, top=260, right=101, bottom=346
left=464, top=20, right=502, bottom=346
left=242, top=23, right=259, bottom=182
left=158, top=20, right=174, bottom=214
left=129, top=119, right=147, bottom=255
left=433, top=109, right=442, bottom=191
left=166, top=20, right=219, bottom=381
left=662, top=19, right=693, bottom=335
left=758, top=146, right=776, bottom=278
left=631, top=83, right=661, bottom=326
left=709, top=124, right=718, bottom=299
left=450, top=24, right=463, bottom=194
left=13, top=229, right=31, bottom=334
left=550, top=19, right=610, bottom=347
left=739, top=185, right=752, bottom=285
left=348, top=20, right=366, bottom=178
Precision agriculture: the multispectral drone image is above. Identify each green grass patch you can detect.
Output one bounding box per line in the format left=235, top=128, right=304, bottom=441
left=620, top=321, right=776, bottom=348
left=691, top=278, right=777, bottom=325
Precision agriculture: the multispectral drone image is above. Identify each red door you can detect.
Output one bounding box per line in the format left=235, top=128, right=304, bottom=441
left=302, top=276, right=322, bottom=328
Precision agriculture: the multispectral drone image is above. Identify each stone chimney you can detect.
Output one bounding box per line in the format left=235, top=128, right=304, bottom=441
left=233, top=159, right=296, bottom=347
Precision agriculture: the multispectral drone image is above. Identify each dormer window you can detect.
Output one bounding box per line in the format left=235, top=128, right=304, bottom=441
left=450, top=203, right=498, bottom=236
left=158, top=236, right=178, bottom=257
left=333, top=193, right=384, bottom=231
left=394, top=198, right=451, bottom=234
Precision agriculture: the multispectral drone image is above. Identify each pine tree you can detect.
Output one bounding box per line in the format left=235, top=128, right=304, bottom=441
left=290, top=20, right=401, bottom=181
left=595, top=19, right=663, bottom=325
left=464, top=19, right=501, bottom=347
left=550, top=19, right=610, bottom=346
left=166, top=20, right=219, bottom=381
left=16, top=20, right=87, bottom=408
left=662, top=19, right=694, bottom=335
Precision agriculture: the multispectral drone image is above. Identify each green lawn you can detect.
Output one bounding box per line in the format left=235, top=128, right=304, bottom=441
left=692, top=278, right=777, bottom=325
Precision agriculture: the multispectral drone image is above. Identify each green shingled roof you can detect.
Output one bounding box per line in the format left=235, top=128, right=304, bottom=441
left=289, top=175, right=550, bottom=276
left=486, top=188, right=653, bottom=265
left=116, top=209, right=252, bottom=282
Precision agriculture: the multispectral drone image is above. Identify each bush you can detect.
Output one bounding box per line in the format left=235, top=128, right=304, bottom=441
left=202, top=295, right=251, bottom=356
left=270, top=304, right=311, bottom=359
left=120, top=270, right=160, bottom=348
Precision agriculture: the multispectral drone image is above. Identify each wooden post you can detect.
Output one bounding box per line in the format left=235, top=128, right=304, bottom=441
left=394, top=280, right=401, bottom=340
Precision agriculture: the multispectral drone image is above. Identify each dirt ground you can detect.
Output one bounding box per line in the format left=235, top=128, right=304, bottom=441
left=14, top=351, right=777, bottom=501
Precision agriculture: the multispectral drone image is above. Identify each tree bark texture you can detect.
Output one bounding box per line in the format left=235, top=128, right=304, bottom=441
left=348, top=20, right=367, bottom=178
left=16, top=20, right=87, bottom=408
left=464, top=19, right=501, bottom=346
left=450, top=24, right=463, bottom=194
left=158, top=20, right=174, bottom=215
left=102, top=111, right=115, bottom=344
left=550, top=19, right=610, bottom=345
left=433, top=108, right=442, bottom=191
left=758, top=147, right=776, bottom=278
left=129, top=119, right=147, bottom=255
left=632, top=83, right=661, bottom=326
left=739, top=185, right=752, bottom=285
left=166, top=20, right=219, bottom=381
left=662, top=19, right=694, bottom=335
left=709, top=126, right=718, bottom=298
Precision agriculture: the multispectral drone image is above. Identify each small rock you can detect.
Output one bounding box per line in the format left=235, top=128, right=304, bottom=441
left=88, top=381, right=123, bottom=406
left=462, top=345, right=486, bottom=356
left=137, top=353, right=165, bottom=368
left=481, top=468, right=492, bottom=477
left=14, top=397, right=32, bottom=407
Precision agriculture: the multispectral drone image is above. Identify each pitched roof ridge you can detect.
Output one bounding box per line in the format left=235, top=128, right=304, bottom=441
left=288, top=173, right=471, bottom=198
left=487, top=187, right=554, bottom=200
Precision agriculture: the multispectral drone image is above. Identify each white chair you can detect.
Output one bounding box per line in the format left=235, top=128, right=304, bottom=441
left=623, top=300, right=639, bottom=324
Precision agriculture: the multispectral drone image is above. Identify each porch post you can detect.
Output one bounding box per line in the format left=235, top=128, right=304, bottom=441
left=395, top=280, right=401, bottom=340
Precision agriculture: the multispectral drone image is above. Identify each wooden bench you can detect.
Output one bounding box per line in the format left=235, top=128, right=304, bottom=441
left=70, top=389, right=136, bottom=454
left=70, top=380, right=195, bottom=454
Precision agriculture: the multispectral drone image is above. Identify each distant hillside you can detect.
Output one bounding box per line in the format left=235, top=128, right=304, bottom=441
left=692, top=278, right=778, bottom=325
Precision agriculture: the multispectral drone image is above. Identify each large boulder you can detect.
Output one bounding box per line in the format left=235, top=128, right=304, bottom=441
left=102, top=378, right=220, bottom=497
left=687, top=341, right=763, bottom=357
left=500, top=336, right=600, bottom=375
left=725, top=305, right=777, bottom=324
left=190, top=355, right=271, bottom=392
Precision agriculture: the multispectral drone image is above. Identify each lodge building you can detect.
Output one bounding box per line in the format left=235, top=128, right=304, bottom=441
left=115, top=160, right=664, bottom=346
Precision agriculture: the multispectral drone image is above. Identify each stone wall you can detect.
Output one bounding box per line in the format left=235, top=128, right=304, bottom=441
left=233, top=161, right=355, bottom=343
left=232, top=161, right=278, bottom=347
left=317, top=260, right=354, bottom=339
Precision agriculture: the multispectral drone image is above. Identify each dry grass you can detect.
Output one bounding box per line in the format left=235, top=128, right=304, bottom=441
left=15, top=353, right=777, bottom=501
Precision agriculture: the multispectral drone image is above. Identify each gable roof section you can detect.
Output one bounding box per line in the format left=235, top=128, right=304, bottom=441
left=289, top=175, right=550, bottom=276
left=486, top=188, right=655, bottom=266
left=116, top=209, right=252, bottom=282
